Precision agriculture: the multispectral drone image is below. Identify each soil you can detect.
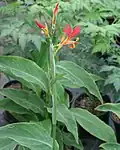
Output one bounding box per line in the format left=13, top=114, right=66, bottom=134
left=73, top=94, right=104, bottom=116
left=111, top=113, right=120, bottom=124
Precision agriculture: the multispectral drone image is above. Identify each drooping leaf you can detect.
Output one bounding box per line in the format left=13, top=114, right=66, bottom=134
left=56, top=61, right=102, bottom=102
left=0, top=138, right=17, bottom=150
left=56, top=104, right=78, bottom=143
left=0, top=120, right=59, bottom=150
left=0, top=98, right=30, bottom=114
left=96, top=103, right=120, bottom=118
left=71, top=108, right=116, bottom=143
left=0, top=89, right=44, bottom=115
left=0, top=56, right=49, bottom=92
left=100, top=143, right=120, bottom=150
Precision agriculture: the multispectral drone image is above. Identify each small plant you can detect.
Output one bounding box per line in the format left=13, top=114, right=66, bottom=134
left=0, top=1, right=119, bottom=150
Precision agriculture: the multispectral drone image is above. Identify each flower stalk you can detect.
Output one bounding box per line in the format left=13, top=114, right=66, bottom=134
left=49, top=39, right=57, bottom=150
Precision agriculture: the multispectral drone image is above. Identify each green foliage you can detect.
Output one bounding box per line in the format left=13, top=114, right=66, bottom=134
left=56, top=60, right=103, bottom=102
left=97, top=103, right=120, bottom=118
left=0, top=120, right=59, bottom=150
left=101, top=65, right=120, bottom=92
left=0, top=56, right=49, bottom=93
left=100, top=143, right=120, bottom=150
left=0, top=89, right=44, bottom=115
left=0, top=138, right=17, bottom=150
left=0, top=0, right=120, bottom=149
left=56, top=104, right=78, bottom=143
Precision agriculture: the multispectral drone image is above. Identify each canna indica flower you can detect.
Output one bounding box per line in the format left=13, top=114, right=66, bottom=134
left=52, top=2, right=59, bottom=25
left=57, top=24, right=80, bottom=50
left=35, top=19, right=49, bottom=37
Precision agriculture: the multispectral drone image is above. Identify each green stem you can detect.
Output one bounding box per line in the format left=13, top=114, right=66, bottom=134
left=49, top=39, right=57, bottom=150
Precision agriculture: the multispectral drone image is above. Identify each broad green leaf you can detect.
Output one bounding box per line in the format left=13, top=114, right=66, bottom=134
left=56, top=104, right=78, bottom=143
left=0, top=120, right=59, bottom=150
left=100, top=143, right=120, bottom=150
left=63, top=132, right=83, bottom=150
left=0, top=56, right=48, bottom=92
left=0, top=98, right=30, bottom=114
left=0, top=138, right=17, bottom=150
left=71, top=108, right=116, bottom=143
left=56, top=61, right=102, bottom=102
left=0, top=89, right=44, bottom=115
left=96, top=103, right=120, bottom=118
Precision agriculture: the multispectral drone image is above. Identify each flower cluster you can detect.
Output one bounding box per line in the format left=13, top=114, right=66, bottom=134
left=35, top=2, right=80, bottom=52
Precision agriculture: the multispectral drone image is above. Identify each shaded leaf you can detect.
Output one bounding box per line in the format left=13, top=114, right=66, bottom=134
left=0, top=98, right=30, bottom=114
left=56, top=104, right=78, bottom=143
left=63, top=132, right=83, bottom=150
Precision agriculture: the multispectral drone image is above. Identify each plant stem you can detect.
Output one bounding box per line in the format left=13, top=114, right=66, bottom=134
left=49, top=39, right=57, bottom=150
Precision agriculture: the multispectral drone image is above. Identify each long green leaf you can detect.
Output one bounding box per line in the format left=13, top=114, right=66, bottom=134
left=0, top=138, right=17, bottom=150
left=0, top=120, right=59, bottom=150
left=56, top=104, right=78, bottom=143
left=71, top=108, right=116, bottom=143
left=100, top=143, right=120, bottom=150
left=0, top=89, right=44, bottom=115
left=0, top=98, right=30, bottom=114
left=0, top=56, right=48, bottom=92
left=96, top=103, right=120, bottom=118
left=56, top=61, right=102, bottom=102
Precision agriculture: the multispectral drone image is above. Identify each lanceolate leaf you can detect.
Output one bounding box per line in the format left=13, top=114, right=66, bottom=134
left=71, top=108, right=116, bottom=143
left=100, top=143, right=120, bottom=150
left=0, top=56, right=48, bottom=92
left=0, top=98, right=30, bottom=114
left=0, top=120, right=59, bottom=150
left=0, top=89, right=44, bottom=115
left=0, top=138, right=17, bottom=150
left=96, top=103, right=120, bottom=118
left=56, top=104, right=78, bottom=143
left=56, top=61, right=103, bottom=102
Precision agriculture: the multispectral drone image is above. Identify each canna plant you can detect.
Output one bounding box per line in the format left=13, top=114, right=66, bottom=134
left=0, top=1, right=118, bottom=150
